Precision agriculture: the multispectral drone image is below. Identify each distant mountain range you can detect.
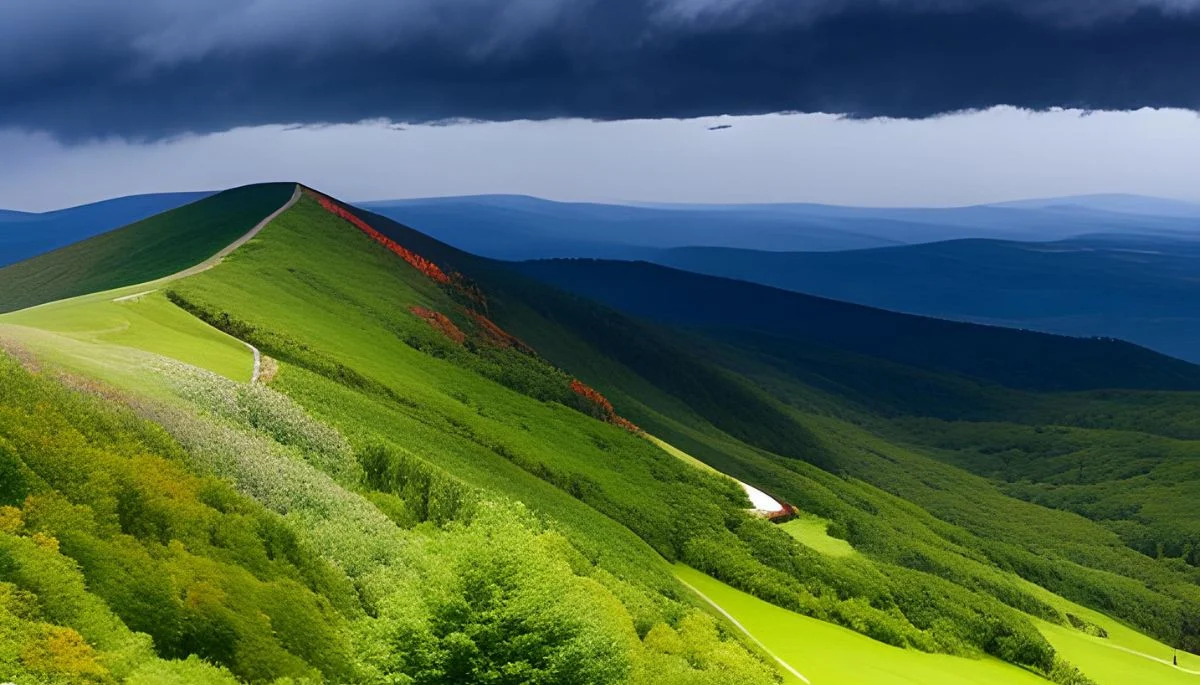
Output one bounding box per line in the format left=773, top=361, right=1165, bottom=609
left=647, top=235, right=1200, bottom=363
left=359, top=193, right=1200, bottom=260
left=0, top=191, right=212, bottom=267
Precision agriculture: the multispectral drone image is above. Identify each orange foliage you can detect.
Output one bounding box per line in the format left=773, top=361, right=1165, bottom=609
left=410, top=306, right=467, bottom=345
left=307, top=189, right=451, bottom=284
left=465, top=310, right=536, bottom=355
left=569, top=379, right=641, bottom=434
left=610, top=416, right=642, bottom=434
left=570, top=379, right=614, bottom=415
left=764, top=503, right=799, bottom=523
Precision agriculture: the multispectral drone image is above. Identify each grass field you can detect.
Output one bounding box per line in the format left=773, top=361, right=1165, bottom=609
left=0, top=286, right=252, bottom=381
left=1016, top=579, right=1199, bottom=684
left=676, top=563, right=1199, bottom=685
left=1038, top=620, right=1197, bottom=685
left=674, top=565, right=1053, bottom=685
left=779, top=516, right=856, bottom=557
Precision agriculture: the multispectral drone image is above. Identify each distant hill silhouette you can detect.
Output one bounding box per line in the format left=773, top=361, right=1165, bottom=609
left=649, top=235, right=1200, bottom=363
left=0, top=191, right=212, bottom=267
left=511, top=258, right=1200, bottom=393
left=360, top=193, right=1200, bottom=260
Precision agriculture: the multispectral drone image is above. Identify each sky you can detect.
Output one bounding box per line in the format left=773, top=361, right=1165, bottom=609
left=3, top=0, right=1200, bottom=211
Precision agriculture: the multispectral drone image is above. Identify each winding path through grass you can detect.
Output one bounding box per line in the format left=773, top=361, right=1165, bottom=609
left=1104, top=644, right=1200, bottom=675
left=0, top=185, right=299, bottom=383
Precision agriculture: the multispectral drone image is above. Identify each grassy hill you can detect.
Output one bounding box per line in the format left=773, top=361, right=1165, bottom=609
left=0, top=183, right=293, bottom=313
left=0, top=191, right=212, bottom=268
left=0, top=186, right=1197, bottom=683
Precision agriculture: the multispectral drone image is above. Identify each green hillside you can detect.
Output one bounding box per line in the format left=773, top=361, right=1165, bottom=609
left=346, top=204, right=1200, bottom=646
left=0, top=183, right=294, bottom=313
left=511, top=258, right=1200, bottom=392
left=0, top=186, right=1197, bottom=684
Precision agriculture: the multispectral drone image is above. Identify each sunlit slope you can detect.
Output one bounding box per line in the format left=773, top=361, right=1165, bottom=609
left=0, top=287, right=252, bottom=381
left=160, top=192, right=760, bottom=595
left=683, top=560, right=1196, bottom=685
left=1018, top=579, right=1199, bottom=684
left=0, top=183, right=294, bottom=313
left=675, top=565, right=1052, bottom=685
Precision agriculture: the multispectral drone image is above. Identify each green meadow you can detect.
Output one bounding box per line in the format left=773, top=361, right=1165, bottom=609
left=779, top=516, right=856, bottom=558
left=1, top=286, right=252, bottom=381
left=675, top=564, right=1051, bottom=685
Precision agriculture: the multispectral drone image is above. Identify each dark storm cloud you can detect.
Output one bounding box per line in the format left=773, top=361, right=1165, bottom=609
left=2, top=0, right=1199, bottom=140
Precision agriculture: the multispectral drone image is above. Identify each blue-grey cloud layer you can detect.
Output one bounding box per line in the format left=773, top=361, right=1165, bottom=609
left=3, top=0, right=1199, bottom=140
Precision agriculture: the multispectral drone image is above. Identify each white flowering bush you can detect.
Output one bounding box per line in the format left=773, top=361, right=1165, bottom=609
left=152, top=359, right=361, bottom=484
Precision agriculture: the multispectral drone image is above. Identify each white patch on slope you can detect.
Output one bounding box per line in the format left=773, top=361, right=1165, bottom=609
left=741, top=481, right=784, bottom=514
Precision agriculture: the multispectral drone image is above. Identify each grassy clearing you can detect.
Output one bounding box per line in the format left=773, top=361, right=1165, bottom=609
left=674, top=565, right=1053, bottom=685
left=1037, top=621, right=1197, bottom=685
left=0, top=289, right=251, bottom=381
left=780, top=516, right=856, bottom=558
left=1013, top=580, right=1200, bottom=684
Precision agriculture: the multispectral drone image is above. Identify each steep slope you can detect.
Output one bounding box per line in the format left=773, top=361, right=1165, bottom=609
left=649, top=236, right=1200, bottom=363
left=0, top=190, right=786, bottom=684
left=3, top=186, right=1199, bottom=684
left=345, top=200, right=1200, bottom=659
left=512, top=258, right=1200, bottom=392
left=0, top=191, right=211, bottom=267
left=0, top=183, right=294, bottom=313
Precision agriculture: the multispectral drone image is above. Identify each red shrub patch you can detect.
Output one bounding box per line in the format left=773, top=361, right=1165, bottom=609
left=570, top=379, right=614, bottom=415
left=410, top=306, right=467, bottom=345
left=570, top=379, right=641, bottom=434
left=610, top=416, right=642, bottom=434
left=307, top=189, right=451, bottom=284
left=465, top=310, right=536, bottom=355
left=765, top=503, right=799, bottom=523
left=450, top=272, right=490, bottom=311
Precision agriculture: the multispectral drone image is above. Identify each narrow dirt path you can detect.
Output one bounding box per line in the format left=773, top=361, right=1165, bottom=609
left=1100, top=643, right=1200, bottom=675
left=180, top=185, right=298, bottom=383
left=103, top=183, right=298, bottom=383
left=245, top=342, right=262, bottom=383
left=173, top=184, right=301, bottom=279
left=676, top=576, right=812, bottom=684
left=170, top=183, right=297, bottom=383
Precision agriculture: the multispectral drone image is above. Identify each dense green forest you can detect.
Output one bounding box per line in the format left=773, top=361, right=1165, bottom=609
left=0, top=186, right=1197, bottom=683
